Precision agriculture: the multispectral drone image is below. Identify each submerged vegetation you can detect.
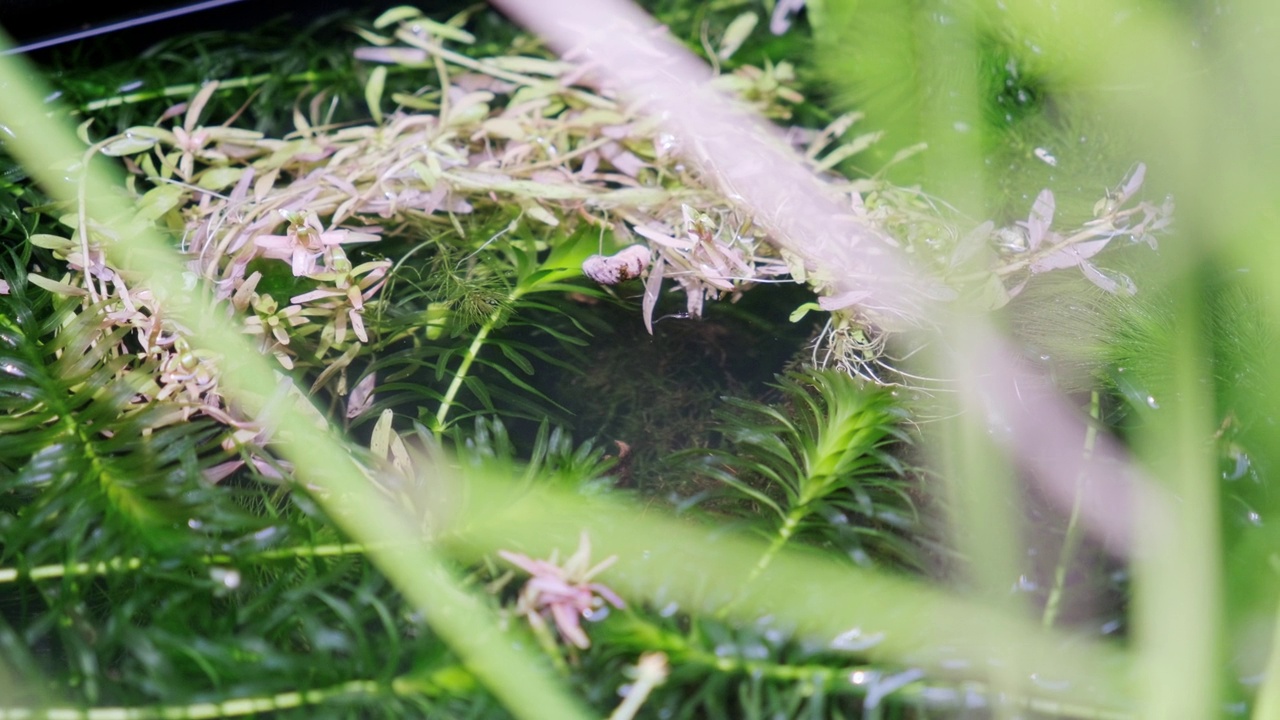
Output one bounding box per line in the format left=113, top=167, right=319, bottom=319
left=0, top=0, right=1277, bottom=718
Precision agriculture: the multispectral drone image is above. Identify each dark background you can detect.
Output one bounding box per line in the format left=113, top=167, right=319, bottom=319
left=0, top=0, right=387, bottom=56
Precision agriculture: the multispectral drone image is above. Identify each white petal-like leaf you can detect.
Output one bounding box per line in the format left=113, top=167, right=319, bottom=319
left=642, top=257, right=665, bottom=335
left=1080, top=262, right=1137, bottom=295
left=718, top=12, right=758, bottom=60
left=1020, top=189, right=1055, bottom=250
left=1118, top=162, right=1147, bottom=204
left=1030, top=237, right=1112, bottom=273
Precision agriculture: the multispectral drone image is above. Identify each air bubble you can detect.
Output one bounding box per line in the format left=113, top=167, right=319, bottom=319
left=210, top=567, right=241, bottom=589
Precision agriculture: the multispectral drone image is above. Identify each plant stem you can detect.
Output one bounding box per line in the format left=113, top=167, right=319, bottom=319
left=717, top=507, right=804, bottom=619
left=750, top=508, right=803, bottom=585
left=1250, top=580, right=1280, bottom=719
left=1042, top=391, right=1100, bottom=629
left=81, top=71, right=323, bottom=113
left=0, top=679, right=387, bottom=719
left=627, top=615, right=1130, bottom=720
left=433, top=287, right=522, bottom=433
left=607, top=653, right=668, bottom=720
left=0, top=543, right=374, bottom=584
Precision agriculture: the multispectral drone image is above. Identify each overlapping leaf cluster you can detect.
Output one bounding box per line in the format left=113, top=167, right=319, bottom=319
left=0, top=2, right=1185, bottom=719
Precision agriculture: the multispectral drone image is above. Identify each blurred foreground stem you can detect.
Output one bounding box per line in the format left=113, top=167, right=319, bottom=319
left=1250, top=590, right=1280, bottom=718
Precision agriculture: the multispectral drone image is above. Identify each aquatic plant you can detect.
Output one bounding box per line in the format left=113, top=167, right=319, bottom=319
left=3, top=0, right=1275, bottom=719
left=684, top=369, right=922, bottom=574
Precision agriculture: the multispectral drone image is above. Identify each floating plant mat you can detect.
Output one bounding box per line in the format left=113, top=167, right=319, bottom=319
left=28, top=5, right=1169, bottom=433
left=0, top=2, right=1197, bottom=718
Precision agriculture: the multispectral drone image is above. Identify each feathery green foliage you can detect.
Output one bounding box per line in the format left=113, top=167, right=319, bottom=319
left=7, top=0, right=1280, bottom=718
left=686, top=370, right=924, bottom=574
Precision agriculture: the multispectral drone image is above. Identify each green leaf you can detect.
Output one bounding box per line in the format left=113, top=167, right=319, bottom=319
left=365, top=65, right=387, bottom=125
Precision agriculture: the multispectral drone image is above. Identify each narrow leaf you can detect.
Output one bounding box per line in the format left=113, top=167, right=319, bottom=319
left=1020, top=189, right=1055, bottom=250
left=642, top=257, right=665, bottom=335
left=718, top=12, right=759, bottom=60
left=365, top=66, right=387, bottom=125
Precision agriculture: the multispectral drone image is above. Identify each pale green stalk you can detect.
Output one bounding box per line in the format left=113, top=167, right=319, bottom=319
left=1251, top=592, right=1280, bottom=719
left=715, top=506, right=802, bottom=619
left=0, top=680, right=386, bottom=720
left=433, top=286, right=523, bottom=432
left=1132, top=294, right=1222, bottom=720
left=0, top=543, right=377, bottom=584
left=1042, top=391, right=1101, bottom=629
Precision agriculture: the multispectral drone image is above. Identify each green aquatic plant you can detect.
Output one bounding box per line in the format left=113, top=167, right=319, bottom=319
left=0, top=248, right=470, bottom=716
left=9, top=0, right=1275, bottom=717
left=367, top=226, right=606, bottom=434
left=687, top=369, right=922, bottom=576
left=0, top=249, right=239, bottom=550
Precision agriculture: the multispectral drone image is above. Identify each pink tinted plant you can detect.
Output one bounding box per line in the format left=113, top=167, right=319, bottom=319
left=253, top=209, right=380, bottom=278
left=499, top=532, right=626, bottom=649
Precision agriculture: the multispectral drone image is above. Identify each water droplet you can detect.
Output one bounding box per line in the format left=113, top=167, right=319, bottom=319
left=1145, top=395, right=1160, bottom=409
left=1224, top=450, right=1252, bottom=481
left=583, top=605, right=611, bottom=622
left=187, top=518, right=203, bottom=530
left=849, top=670, right=869, bottom=685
